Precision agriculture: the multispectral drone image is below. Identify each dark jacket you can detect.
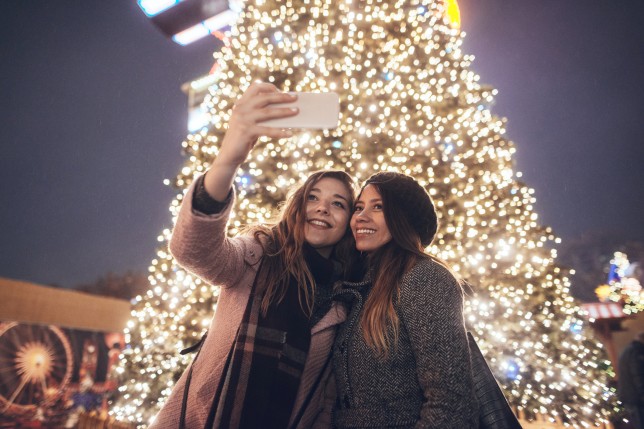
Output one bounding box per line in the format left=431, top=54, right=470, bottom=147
left=618, top=340, right=644, bottom=406
left=332, top=258, right=479, bottom=428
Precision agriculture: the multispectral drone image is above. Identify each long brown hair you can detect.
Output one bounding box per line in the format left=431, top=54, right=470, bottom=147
left=250, top=170, right=356, bottom=316
left=359, top=177, right=439, bottom=358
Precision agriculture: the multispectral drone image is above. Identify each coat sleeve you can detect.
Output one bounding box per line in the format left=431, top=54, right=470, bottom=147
left=168, top=178, right=261, bottom=288
left=397, top=260, right=479, bottom=429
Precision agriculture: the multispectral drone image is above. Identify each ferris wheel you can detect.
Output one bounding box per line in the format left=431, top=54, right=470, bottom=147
left=0, top=322, right=73, bottom=415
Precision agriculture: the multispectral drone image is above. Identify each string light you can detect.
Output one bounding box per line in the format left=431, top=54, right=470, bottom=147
left=111, top=1, right=616, bottom=427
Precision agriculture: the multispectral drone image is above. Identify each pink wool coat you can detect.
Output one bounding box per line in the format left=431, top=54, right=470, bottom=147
left=148, top=182, right=345, bottom=429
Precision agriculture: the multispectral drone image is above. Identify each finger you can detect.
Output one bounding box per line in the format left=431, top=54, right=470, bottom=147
left=245, top=81, right=279, bottom=97
left=252, top=92, right=298, bottom=109
left=255, top=126, right=293, bottom=139
left=231, top=103, right=297, bottom=126
left=254, top=106, right=299, bottom=122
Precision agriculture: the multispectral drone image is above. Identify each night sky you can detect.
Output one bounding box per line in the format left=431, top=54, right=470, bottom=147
left=1, top=1, right=643, bottom=289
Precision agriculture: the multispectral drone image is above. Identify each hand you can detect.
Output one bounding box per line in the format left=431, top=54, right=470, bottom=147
left=203, top=82, right=298, bottom=201
left=217, top=82, right=298, bottom=167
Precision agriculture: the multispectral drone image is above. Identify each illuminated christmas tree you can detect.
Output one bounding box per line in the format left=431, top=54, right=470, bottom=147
left=112, top=0, right=617, bottom=426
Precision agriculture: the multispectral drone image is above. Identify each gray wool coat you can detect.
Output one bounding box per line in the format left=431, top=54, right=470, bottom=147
left=149, top=181, right=345, bottom=429
left=332, top=258, right=479, bottom=429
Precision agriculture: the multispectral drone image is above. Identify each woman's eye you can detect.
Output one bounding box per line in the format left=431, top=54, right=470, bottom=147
left=306, top=194, right=317, bottom=201
left=354, top=206, right=364, bottom=212
left=333, top=201, right=345, bottom=209
left=374, top=204, right=383, bottom=210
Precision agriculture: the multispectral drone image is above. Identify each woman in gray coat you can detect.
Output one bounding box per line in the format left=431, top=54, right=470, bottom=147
left=332, top=172, right=479, bottom=428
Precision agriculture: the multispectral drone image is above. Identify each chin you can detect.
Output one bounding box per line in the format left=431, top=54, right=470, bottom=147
left=356, top=244, right=371, bottom=252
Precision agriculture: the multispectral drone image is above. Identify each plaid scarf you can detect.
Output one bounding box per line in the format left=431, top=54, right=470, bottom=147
left=206, top=245, right=336, bottom=429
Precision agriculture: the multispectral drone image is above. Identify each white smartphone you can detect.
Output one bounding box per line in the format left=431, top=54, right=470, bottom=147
left=260, top=92, right=340, bottom=129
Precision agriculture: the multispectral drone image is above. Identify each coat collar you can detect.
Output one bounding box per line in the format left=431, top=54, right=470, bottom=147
left=311, top=301, right=347, bottom=334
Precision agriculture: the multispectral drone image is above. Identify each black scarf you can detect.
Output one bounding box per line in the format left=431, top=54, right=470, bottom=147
left=207, top=244, right=337, bottom=429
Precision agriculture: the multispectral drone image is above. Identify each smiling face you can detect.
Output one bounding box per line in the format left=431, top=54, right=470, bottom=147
left=351, top=184, right=393, bottom=253
left=303, top=177, right=352, bottom=258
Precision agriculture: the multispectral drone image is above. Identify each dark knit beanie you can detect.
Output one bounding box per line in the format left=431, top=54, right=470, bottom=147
left=364, top=172, right=438, bottom=247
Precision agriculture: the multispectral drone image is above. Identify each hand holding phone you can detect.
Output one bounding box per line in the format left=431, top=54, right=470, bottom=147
left=260, top=92, right=340, bottom=129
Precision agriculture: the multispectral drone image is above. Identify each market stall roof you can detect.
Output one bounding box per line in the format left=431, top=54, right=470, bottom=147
left=581, top=302, right=626, bottom=320
left=0, top=277, right=131, bottom=333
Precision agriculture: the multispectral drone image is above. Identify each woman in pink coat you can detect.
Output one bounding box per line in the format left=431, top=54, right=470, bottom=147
left=149, top=82, right=357, bottom=429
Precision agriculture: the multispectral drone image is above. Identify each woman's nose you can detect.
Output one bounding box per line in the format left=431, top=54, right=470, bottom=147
left=354, top=210, right=368, bottom=220
left=316, top=202, right=330, bottom=214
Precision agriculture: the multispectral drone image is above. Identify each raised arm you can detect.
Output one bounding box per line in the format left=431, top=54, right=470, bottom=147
left=203, top=82, right=298, bottom=201
left=169, top=82, right=298, bottom=286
